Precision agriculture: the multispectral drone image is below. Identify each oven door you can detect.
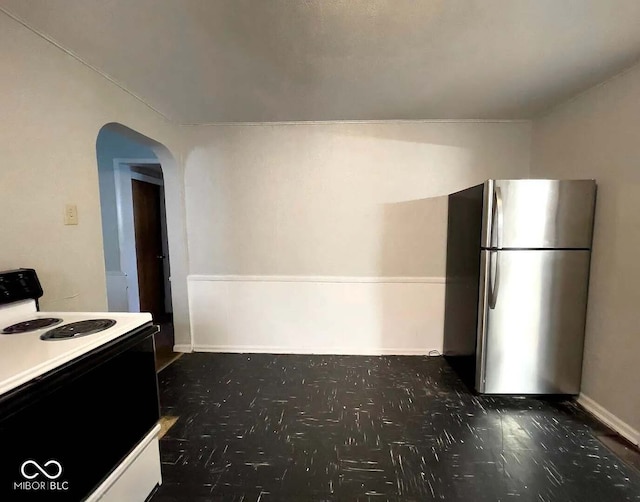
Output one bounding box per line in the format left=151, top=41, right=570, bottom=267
left=0, top=324, right=160, bottom=501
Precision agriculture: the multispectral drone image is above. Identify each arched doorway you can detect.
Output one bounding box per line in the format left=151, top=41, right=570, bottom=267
left=96, top=123, right=188, bottom=370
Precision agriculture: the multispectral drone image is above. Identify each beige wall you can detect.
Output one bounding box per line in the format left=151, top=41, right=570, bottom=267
left=531, top=63, right=640, bottom=432
left=183, top=121, right=532, bottom=277
left=0, top=13, right=190, bottom=343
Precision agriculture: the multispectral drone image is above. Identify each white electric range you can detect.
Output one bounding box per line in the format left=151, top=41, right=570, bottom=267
left=0, top=269, right=162, bottom=502
left=0, top=299, right=153, bottom=396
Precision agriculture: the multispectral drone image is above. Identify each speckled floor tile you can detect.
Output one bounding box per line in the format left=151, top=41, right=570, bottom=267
left=149, top=354, right=640, bottom=502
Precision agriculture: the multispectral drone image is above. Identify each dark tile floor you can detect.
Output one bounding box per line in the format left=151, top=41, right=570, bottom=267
left=150, top=354, right=640, bottom=501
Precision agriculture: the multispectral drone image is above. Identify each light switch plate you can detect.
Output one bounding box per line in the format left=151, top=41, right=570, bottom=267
left=64, top=204, right=78, bottom=225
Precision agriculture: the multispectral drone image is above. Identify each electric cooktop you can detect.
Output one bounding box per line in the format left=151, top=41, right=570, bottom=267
left=1, top=317, right=117, bottom=340
left=0, top=268, right=153, bottom=397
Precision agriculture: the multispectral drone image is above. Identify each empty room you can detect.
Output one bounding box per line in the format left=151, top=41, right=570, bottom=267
left=0, top=1, right=639, bottom=501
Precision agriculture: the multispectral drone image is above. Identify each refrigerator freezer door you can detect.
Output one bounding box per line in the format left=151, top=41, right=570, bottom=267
left=481, top=180, right=596, bottom=250
left=476, top=249, right=590, bottom=394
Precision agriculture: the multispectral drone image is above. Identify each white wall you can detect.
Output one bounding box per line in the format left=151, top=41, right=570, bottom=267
left=182, top=121, right=532, bottom=353
left=531, top=63, right=640, bottom=440
left=184, top=122, right=532, bottom=275
left=0, top=12, right=191, bottom=346
left=187, top=276, right=446, bottom=355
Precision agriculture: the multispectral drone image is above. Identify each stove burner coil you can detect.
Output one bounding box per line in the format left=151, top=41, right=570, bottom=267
left=40, top=319, right=116, bottom=340
left=2, top=318, right=63, bottom=334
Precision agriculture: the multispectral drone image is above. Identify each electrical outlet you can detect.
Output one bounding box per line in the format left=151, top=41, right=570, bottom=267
left=64, top=204, right=78, bottom=225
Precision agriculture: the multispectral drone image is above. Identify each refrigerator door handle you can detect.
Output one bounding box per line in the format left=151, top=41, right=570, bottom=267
left=489, top=251, right=501, bottom=309
left=488, top=186, right=503, bottom=308
left=476, top=250, right=490, bottom=392
left=495, top=186, right=504, bottom=249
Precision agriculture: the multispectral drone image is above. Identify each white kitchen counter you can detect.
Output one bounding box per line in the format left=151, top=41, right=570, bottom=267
left=0, top=310, right=152, bottom=397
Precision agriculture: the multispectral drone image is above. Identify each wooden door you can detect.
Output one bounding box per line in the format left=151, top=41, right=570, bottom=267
left=132, top=179, right=165, bottom=320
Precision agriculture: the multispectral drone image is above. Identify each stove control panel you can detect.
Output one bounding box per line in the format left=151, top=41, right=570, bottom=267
left=0, top=269, right=43, bottom=305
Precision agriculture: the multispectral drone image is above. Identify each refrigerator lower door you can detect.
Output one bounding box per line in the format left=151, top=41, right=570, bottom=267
left=476, top=249, right=590, bottom=394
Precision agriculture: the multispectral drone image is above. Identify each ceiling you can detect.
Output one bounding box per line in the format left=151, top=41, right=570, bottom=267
left=3, top=0, right=640, bottom=124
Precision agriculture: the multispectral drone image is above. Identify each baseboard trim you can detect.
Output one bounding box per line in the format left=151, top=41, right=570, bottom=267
left=173, top=344, right=193, bottom=353
left=188, top=275, right=445, bottom=284
left=192, top=344, right=440, bottom=356
left=577, top=393, right=640, bottom=446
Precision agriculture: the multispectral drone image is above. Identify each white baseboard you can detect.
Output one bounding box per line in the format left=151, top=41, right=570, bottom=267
left=187, top=275, right=445, bottom=356
left=192, top=344, right=441, bottom=356
left=577, top=393, right=640, bottom=446
left=172, top=344, right=193, bottom=353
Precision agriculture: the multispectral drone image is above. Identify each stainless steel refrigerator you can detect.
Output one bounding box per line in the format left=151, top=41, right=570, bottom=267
left=443, top=179, right=597, bottom=394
